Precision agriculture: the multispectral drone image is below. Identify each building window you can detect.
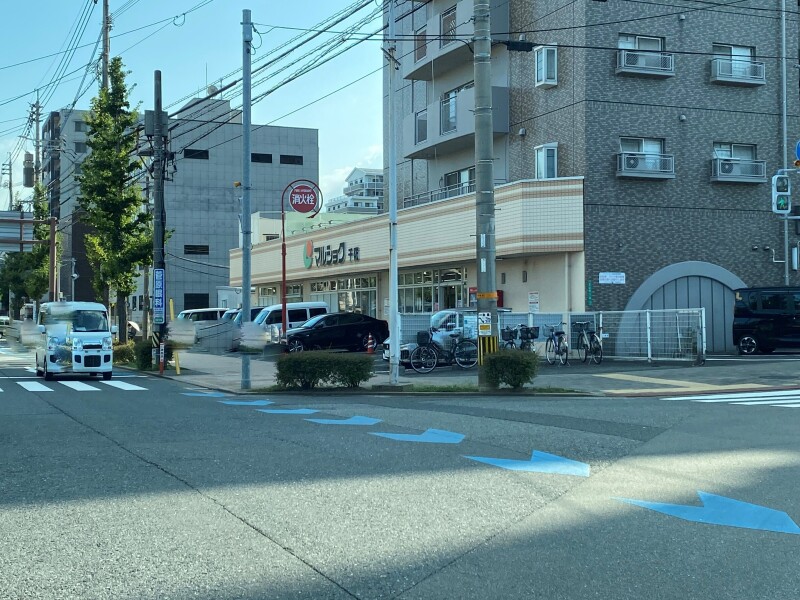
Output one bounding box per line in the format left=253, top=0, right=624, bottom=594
left=415, top=109, right=428, bottom=144
left=184, top=148, right=209, bottom=160
left=251, top=152, right=272, bottom=163
left=441, top=89, right=457, bottom=134
left=74, top=121, right=87, bottom=132
left=713, top=142, right=756, bottom=160
left=415, top=27, right=427, bottom=62
left=535, top=143, right=558, bottom=179
left=618, top=34, right=663, bottom=52
left=184, top=244, right=210, bottom=255
left=440, top=6, right=457, bottom=48
left=184, top=293, right=210, bottom=310
left=620, top=137, right=664, bottom=155
left=535, top=46, right=558, bottom=88
left=263, top=234, right=279, bottom=242
left=712, top=44, right=761, bottom=80
left=74, top=142, right=87, bottom=154
left=280, top=154, right=303, bottom=165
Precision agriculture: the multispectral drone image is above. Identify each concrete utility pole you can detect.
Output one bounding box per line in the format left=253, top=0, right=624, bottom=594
left=101, top=0, right=110, bottom=90
left=3, top=156, right=13, bottom=211
left=240, top=8, right=253, bottom=390
left=34, top=91, right=41, bottom=186
left=473, top=0, right=498, bottom=388
left=143, top=177, right=150, bottom=341
left=152, top=72, right=167, bottom=344
left=386, top=0, right=400, bottom=385
left=780, top=0, right=789, bottom=285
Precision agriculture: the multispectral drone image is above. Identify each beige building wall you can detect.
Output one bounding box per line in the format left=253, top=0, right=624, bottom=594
left=231, top=178, right=585, bottom=314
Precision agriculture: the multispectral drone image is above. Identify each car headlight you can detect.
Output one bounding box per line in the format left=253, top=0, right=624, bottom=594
left=48, top=336, right=61, bottom=350
left=102, top=336, right=112, bottom=350
left=72, top=338, right=83, bottom=351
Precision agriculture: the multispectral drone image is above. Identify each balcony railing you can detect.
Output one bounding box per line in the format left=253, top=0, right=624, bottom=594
left=616, top=153, right=675, bottom=179
left=343, top=181, right=384, bottom=196
left=403, top=181, right=476, bottom=208
left=616, top=50, right=675, bottom=77
left=710, top=157, right=767, bottom=183
left=710, top=58, right=766, bottom=86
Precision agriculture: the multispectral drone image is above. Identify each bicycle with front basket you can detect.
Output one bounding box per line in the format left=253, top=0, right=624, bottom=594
left=409, top=328, right=478, bottom=374
left=500, top=324, right=539, bottom=351
left=573, top=320, right=603, bottom=364
left=544, top=322, right=569, bottom=365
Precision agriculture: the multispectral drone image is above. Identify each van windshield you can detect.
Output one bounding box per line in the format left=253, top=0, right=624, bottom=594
left=45, top=309, right=109, bottom=332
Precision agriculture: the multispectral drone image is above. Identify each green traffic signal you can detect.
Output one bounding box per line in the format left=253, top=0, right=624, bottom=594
left=777, top=195, right=790, bottom=211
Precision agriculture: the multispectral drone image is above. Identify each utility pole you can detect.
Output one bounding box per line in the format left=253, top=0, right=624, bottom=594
left=386, top=0, right=400, bottom=385
left=101, top=0, right=110, bottom=90
left=240, top=9, right=253, bottom=390
left=780, top=0, right=789, bottom=285
left=151, top=72, right=167, bottom=350
left=473, top=0, right=498, bottom=388
left=143, top=176, right=150, bottom=341
left=3, top=156, right=12, bottom=211
left=32, top=91, right=41, bottom=186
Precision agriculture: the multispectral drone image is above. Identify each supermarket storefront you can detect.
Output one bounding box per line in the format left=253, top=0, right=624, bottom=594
left=230, top=178, right=585, bottom=317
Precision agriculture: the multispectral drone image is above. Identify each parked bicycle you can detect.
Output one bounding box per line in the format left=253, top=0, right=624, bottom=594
left=500, top=324, right=539, bottom=351
left=573, top=320, right=603, bottom=364
left=544, top=322, right=569, bottom=365
left=410, top=328, right=478, bottom=374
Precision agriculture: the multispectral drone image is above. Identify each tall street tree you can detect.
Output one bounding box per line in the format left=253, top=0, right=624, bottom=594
left=78, top=57, right=152, bottom=342
left=0, top=183, right=52, bottom=316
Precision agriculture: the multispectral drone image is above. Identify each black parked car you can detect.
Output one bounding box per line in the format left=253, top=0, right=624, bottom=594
left=282, top=313, right=389, bottom=353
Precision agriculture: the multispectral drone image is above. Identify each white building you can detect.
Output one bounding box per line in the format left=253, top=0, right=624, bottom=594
left=325, top=167, right=383, bottom=214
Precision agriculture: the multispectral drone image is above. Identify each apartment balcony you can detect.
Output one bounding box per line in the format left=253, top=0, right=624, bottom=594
left=402, top=0, right=509, bottom=81
left=343, top=181, right=384, bottom=196
left=710, top=157, right=767, bottom=183
left=616, top=50, right=675, bottom=77
left=403, top=85, right=509, bottom=160
left=616, top=153, right=675, bottom=179
left=710, top=58, right=766, bottom=86
left=403, top=181, right=476, bottom=209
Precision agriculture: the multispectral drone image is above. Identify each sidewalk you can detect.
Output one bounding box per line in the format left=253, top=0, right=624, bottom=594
left=165, top=350, right=800, bottom=397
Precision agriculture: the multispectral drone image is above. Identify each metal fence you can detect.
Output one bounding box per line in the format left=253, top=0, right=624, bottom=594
left=398, top=308, right=706, bottom=363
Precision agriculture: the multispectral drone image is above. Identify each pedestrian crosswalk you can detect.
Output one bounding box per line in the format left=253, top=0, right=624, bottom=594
left=662, top=389, right=800, bottom=408
left=7, top=379, right=149, bottom=393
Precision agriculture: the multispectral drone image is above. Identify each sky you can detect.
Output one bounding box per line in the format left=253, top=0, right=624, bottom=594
left=0, top=0, right=385, bottom=205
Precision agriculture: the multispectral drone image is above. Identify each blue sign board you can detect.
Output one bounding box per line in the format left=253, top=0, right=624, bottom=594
left=153, top=268, right=165, bottom=325
left=796, top=140, right=800, bottom=161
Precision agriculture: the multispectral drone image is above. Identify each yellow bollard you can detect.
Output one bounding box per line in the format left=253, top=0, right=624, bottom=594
left=169, top=298, right=180, bottom=375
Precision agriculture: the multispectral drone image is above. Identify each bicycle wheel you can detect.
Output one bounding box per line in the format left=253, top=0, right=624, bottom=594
left=590, top=335, right=603, bottom=365
left=557, top=335, right=569, bottom=365
left=545, top=338, right=556, bottom=364
left=454, top=339, right=478, bottom=368
left=410, top=345, right=437, bottom=374
left=502, top=341, right=516, bottom=350
left=577, top=334, right=588, bottom=363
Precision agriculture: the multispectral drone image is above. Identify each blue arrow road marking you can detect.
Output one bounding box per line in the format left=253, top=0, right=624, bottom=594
left=370, top=428, right=464, bottom=444
left=182, top=392, right=229, bottom=398
left=464, top=450, right=590, bottom=477
left=218, top=399, right=274, bottom=406
left=305, top=416, right=382, bottom=426
left=256, top=408, right=318, bottom=415
left=617, top=491, right=800, bottom=535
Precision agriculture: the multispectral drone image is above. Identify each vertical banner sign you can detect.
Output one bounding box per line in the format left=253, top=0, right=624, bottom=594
left=153, top=268, right=165, bottom=325
left=528, top=291, right=540, bottom=313
left=478, top=312, right=492, bottom=336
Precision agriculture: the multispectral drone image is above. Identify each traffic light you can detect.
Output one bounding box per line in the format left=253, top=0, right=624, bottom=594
left=772, top=174, right=792, bottom=215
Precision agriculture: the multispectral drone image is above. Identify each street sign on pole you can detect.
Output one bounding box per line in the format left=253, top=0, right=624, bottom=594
left=153, top=268, right=165, bottom=325
left=795, top=140, right=800, bottom=162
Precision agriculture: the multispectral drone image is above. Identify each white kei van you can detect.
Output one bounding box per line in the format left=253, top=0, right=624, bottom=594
left=34, top=301, right=117, bottom=381
left=254, top=302, right=329, bottom=343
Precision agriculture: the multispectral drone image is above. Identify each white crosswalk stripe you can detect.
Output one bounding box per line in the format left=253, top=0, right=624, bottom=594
left=59, top=381, right=101, bottom=392
left=662, top=389, right=800, bottom=408
left=17, top=381, right=53, bottom=392
left=99, top=380, right=147, bottom=391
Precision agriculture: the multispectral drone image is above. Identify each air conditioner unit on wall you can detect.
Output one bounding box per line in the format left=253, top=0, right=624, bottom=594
left=625, top=155, right=640, bottom=169
left=720, top=160, right=735, bottom=174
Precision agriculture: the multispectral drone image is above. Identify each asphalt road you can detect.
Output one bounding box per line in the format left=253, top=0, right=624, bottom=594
left=2, top=358, right=799, bottom=599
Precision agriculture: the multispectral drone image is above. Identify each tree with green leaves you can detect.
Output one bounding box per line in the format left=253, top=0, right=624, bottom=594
left=78, top=57, right=152, bottom=342
left=0, top=183, right=51, bottom=317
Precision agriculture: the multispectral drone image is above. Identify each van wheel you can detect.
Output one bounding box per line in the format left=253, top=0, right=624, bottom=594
left=737, top=336, right=758, bottom=355
left=44, top=362, right=53, bottom=381
left=103, top=371, right=112, bottom=380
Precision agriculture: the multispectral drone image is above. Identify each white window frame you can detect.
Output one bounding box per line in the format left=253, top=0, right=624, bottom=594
left=440, top=6, right=457, bottom=48
left=713, top=142, right=756, bottom=160
left=415, top=109, right=428, bottom=144
left=618, top=34, right=663, bottom=51
left=414, top=27, right=427, bottom=62
left=534, top=46, right=558, bottom=88
left=619, top=137, right=664, bottom=154
left=535, top=143, right=558, bottom=180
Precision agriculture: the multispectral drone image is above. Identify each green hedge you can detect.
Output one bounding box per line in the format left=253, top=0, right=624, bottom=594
left=113, top=340, right=135, bottom=365
left=276, top=351, right=374, bottom=389
left=133, top=340, right=175, bottom=370
left=481, top=350, right=538, bottom=389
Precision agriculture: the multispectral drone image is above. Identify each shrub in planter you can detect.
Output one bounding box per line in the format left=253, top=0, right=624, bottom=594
left=481, top=350, right=538, bottom=389
left=113, top=340, right=135, bottom=365
left=276, top=351, right=374, bottom=389
left=134, top=340, right=152, bottom=370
